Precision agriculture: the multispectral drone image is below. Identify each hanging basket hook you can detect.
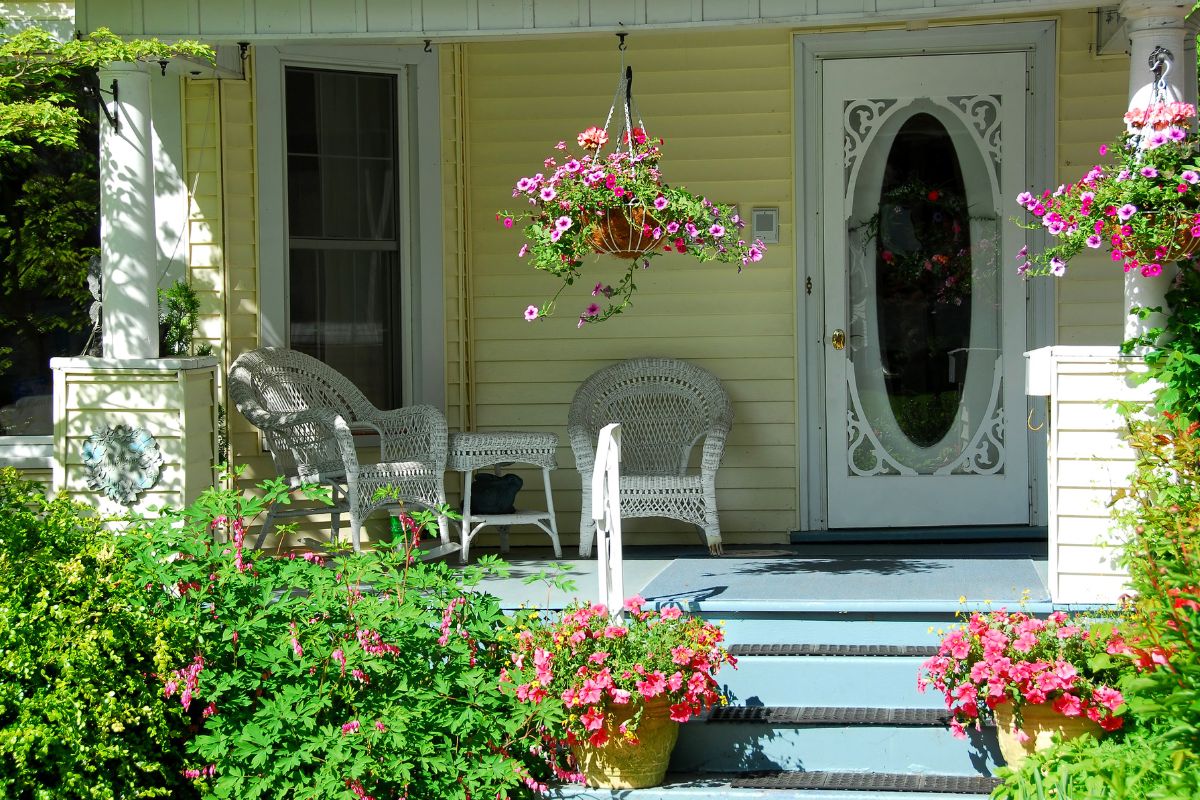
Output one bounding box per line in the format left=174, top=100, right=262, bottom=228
left=617, top=32, right=627, bottom=51
left=1149, top=45, right=1172, bottom=83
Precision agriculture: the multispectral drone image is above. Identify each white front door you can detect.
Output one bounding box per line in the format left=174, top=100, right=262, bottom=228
left=822, top=52, right=1030, bottom=528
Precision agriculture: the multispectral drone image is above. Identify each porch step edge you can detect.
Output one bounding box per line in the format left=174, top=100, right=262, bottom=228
left=550, top=773, right=996, bottom=799
left=708, top=706, right=971, bottom=727
left=729, top=643, right=938, bottom=657
left=732, top=771, right=1002, bottom=794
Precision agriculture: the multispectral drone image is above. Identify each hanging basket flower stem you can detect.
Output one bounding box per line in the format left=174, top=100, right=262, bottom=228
left=499, top=59, right=766, bottom=328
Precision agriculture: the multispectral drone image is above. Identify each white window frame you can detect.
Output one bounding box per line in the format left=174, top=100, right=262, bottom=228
left=256, top=44, right=445, bottom=411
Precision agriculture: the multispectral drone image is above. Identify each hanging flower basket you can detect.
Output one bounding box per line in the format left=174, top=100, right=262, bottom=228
left=570, top=696, right=680, bottom=789
left=1107, top=213, right=1200, bottom=265
left=498, top=60, right=766, bottom=328
left=582, top=203, right=666, bottom=260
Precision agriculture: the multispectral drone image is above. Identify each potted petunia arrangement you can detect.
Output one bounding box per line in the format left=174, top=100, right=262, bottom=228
left=501, top=595, right=735, bottom=789
left=918, top=609, right=1127, bottom=768
left=1015, top=101, right=1200, bottom=280
left=499, top=124, right=766, bottom=327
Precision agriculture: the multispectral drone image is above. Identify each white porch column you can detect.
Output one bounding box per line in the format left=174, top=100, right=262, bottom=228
left=1120, top=1, right=1196, bottom=342
left=98, top=62, right=159, bottom=359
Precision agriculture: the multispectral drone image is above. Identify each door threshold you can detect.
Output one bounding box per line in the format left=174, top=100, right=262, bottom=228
left=790, top=526, right=1046, bottom=544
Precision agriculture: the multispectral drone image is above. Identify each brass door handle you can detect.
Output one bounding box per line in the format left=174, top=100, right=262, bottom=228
left=831, top=329, right=846, bottom=350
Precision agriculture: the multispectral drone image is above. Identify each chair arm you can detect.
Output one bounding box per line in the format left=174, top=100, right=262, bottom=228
left=363, top=405, right=448, bottom=471
left=262, top=408, right=359, bottom=481
left=700, top=421, right=732, bottom=478
left=568, top=425, right=598, bottom=474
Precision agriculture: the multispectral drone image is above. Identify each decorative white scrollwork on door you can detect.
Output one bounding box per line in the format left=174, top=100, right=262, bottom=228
left=840, top=94, right=1006, bottom=478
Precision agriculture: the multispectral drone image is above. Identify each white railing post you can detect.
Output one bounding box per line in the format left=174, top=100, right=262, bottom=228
left=591, top=423, right=624, bottom=619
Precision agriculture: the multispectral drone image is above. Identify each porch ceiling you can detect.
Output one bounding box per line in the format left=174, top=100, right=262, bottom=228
left=75, top=0, right=1102, bottom=43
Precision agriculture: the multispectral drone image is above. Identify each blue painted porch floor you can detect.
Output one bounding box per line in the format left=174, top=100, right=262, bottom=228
left=466, top=540, right=1050, bottom=613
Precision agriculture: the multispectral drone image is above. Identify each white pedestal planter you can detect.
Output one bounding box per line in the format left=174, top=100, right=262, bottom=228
left=50, top=356, right=219, bottom=516
left=1025, top=346, right=1155, bottom=604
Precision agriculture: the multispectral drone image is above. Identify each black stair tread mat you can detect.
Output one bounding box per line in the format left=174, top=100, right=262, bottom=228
left=730, top=643, right=939, bottom=657
left=731, top=771, right=1001, bottom=794
left=709, top=706, right=951, bottom=726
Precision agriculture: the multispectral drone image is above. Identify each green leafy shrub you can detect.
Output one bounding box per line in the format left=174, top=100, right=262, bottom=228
left=0, top=467, right=196, bottom=800
left=126, top=473, right=551, bottom=799
left=995, top=412, right=1200, bottom=799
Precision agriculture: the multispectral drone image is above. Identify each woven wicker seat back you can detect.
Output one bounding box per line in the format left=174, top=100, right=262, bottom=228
left=568, top=357, right=732, bottom=556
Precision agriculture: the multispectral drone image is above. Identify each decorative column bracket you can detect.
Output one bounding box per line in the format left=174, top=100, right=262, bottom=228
left=84, top=73, right=119, bottom=131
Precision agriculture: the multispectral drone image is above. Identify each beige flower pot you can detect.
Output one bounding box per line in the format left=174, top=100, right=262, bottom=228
left=570, top=696, right=680, bottom=789
left=994, top=703, right=1103, bottom=770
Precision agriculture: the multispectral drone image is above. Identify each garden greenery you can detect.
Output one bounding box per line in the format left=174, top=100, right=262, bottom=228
left=0, top=468, right=196, bottom=799
left=122, top=471, right=553, bottom=800
left=996, top=412, right=1200, bottom=799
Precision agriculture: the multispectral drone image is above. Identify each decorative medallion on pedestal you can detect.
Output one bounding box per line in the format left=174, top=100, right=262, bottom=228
left=82, top=424, right=163, bottom=505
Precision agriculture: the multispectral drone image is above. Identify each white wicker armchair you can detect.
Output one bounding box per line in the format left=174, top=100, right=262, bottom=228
left=228, top=347, right=450, bottom=553
left=568, top=357, right=733, bottom=556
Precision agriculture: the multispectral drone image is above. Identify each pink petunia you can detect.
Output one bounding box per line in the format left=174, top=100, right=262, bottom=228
left=524, top=305, right=539, bottom=322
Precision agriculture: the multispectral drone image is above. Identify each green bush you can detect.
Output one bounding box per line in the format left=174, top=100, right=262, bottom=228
left=995, top=412, right=1200, bottom=799
left=125, top=473, right=551, bottom=799
left=0, top=467, right=196, bottom=800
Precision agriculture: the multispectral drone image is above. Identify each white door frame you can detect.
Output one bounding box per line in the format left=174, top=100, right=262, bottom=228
left=793, top=22, right=1056, bottom=532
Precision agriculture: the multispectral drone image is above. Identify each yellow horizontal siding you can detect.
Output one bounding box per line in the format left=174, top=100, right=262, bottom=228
left=1055, top=9, right=1128, bottom=346
left=462, top=28, right=797, bottom=546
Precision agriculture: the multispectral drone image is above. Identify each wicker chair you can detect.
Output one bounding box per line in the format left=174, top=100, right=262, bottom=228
left=228, top=347, right=450, bottom=553
left=568, top=357, right=733, bottom=556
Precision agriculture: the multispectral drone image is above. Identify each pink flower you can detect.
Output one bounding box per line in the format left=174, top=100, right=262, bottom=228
left=503, top=217, right=514, bottom=228
left=517, top=243, right=529, bottom=258
left=623, top=595, right=646, bottom=612
left=653, top=195, right=669, bottom=211
left=660, top=606, right=682, bottom=621
left=539, top=186, right=556, bottom=202
left=709, top=224, right=725, bottom=238
left=670, top=702, right=693, bottom=722
left=580, top=706, right=606, bottom=731
left=1117, top=203, right=1137, bottom=222
left=555, top=215, right=572, bottom=231
left=585, top=303, right=600, bottom=317
left=1093, top=686, right=1124, bottom=712
left=578, top=126, right=608, bottom=150
left=524, top=305, right=539, bottom=322
left=1052, top=693, right=1083, bottom=717
left=375, top=720, right=387, bottom=732
left=342, top=720, right=361, bottom=735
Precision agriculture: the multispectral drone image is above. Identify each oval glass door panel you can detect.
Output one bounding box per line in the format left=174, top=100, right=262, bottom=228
left=846, top=105, right=1002, bottom=476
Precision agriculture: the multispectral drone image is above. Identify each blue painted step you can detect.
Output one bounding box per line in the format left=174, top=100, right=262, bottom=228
left=720, top=655, right=940, bottom=709
left=705, top=612, right=961, bottom=647
left=670, top=709, right=1001, bottom=776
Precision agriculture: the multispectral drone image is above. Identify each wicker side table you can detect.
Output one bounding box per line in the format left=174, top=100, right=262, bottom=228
left=447, top=431, right=562, bottom=563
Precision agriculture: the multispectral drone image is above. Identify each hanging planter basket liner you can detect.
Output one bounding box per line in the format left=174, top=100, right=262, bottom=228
left=1109, top=214, right=1200, bottom=264
left=584, top=203, right=665, bottom=260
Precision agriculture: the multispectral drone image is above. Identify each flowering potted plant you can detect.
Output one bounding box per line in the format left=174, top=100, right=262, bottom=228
left=501, top=595, right=735, bottom=789
left=918, top=609, right=1127, bottom=768
left=499, top=124, right=766, bottom=328
left=1015, top=101, right=1200, bottom=280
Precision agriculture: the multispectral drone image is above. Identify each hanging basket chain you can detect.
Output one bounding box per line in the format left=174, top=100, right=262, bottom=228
left=591, top=58, right=663, bottom=261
